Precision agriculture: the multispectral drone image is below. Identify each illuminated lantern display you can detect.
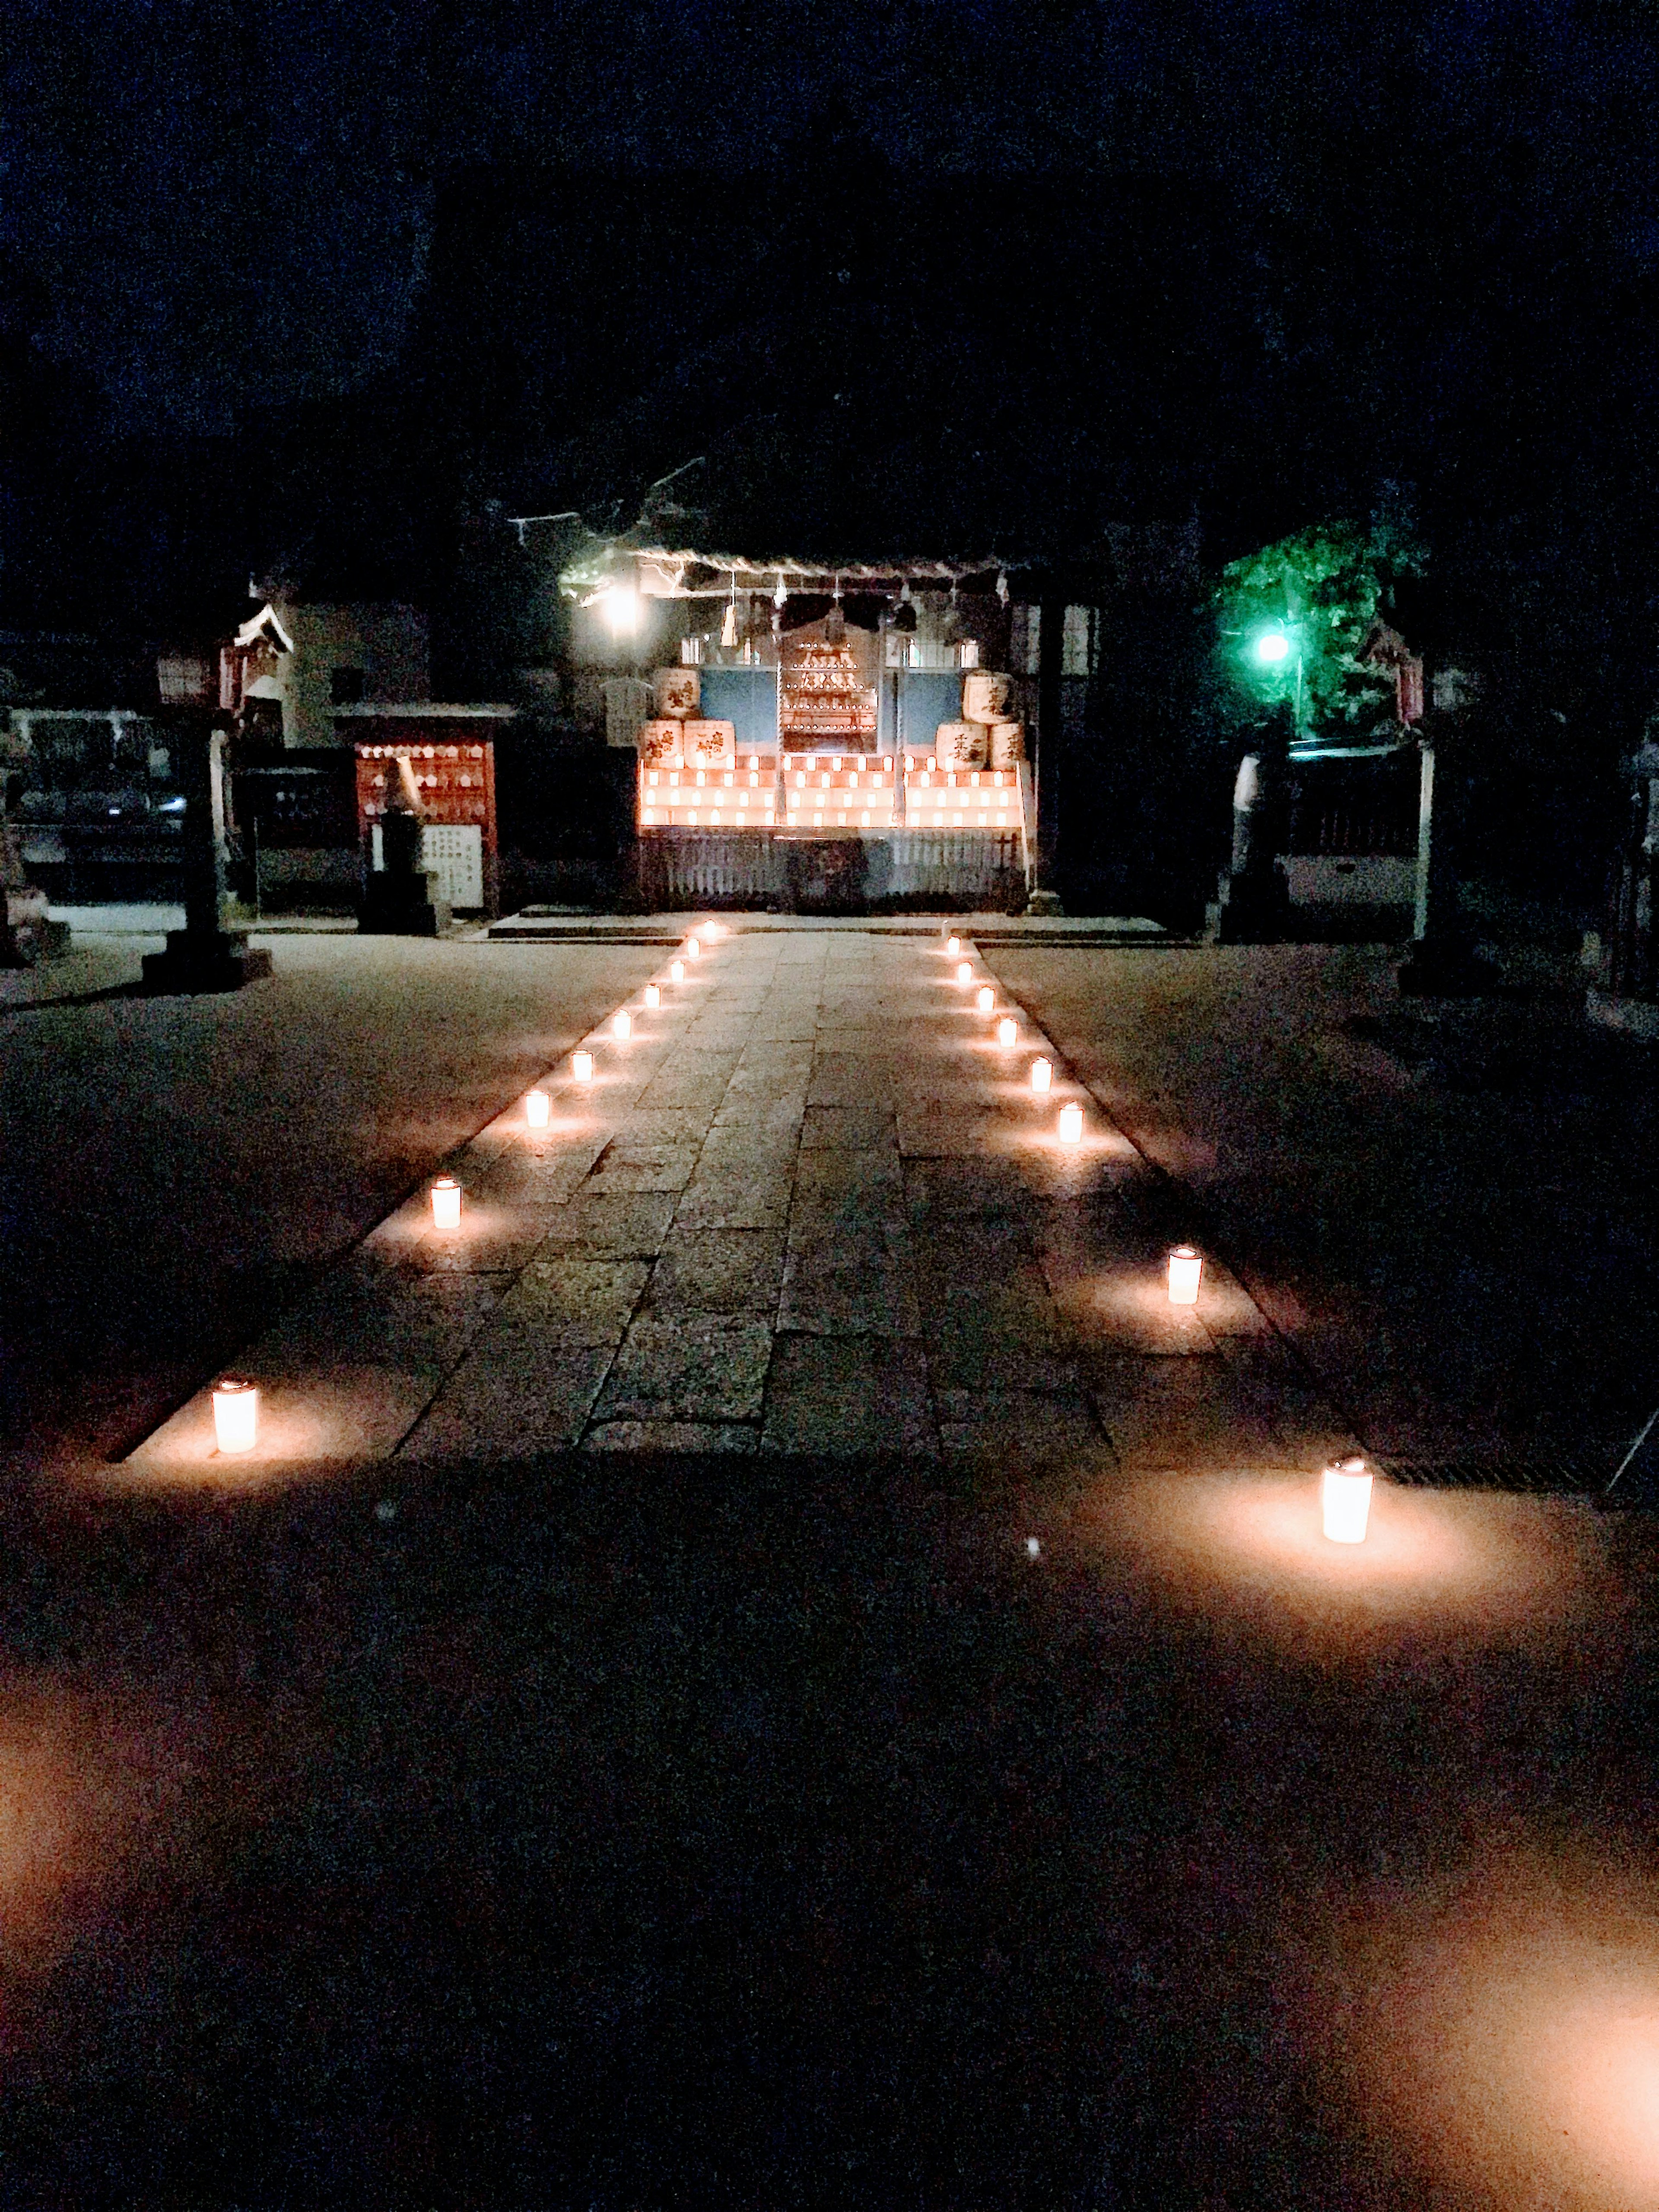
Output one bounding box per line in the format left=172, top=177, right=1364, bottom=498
left=1166, top=1245, right=1203, bottom=1305
left=1058, top=1101, right=1083, bottom=1144
left=669, top=960, right=685, bottom=983
left=212, top=1377, right=259, bottom=1454
left=1321, top=1457, right=1374, bottom=1544
left=686, top=937, right=701, bottom=959
left=613, top=1010, right=632, bottom=1040
left=956, top=961, right=973, bottom=986
left=430, top=1175, right=463, bottom=1229
left=997, top=1017, right=1017, bottom=1046
left=946, top=936, right=960, bottom=957
left=976, top=985, right=995, bottom=1015
left=572, top=1049, right=594, bottom=1082
left=1030, top=1057, right=1053, bottom=1093
left=644, top=984, right=661, bottom=1008
left=526, top=1089, right=550, bottom=1128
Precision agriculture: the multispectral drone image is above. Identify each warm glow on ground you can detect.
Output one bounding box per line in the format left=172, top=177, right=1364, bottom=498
left=1090, top=1471, right=1603, bottom=1651
left=1326, top=1855, right=1659, bottom=2209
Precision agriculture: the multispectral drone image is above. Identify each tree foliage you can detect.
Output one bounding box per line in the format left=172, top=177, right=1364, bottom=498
left=1214, top=521, right=1426, bottom=746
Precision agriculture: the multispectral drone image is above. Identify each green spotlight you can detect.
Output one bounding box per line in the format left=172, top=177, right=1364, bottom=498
left=1252, top=630, right=1291, bottom=665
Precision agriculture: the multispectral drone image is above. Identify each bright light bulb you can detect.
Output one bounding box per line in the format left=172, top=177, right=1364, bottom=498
left=603, top=584, right=639, bottom=636
left=613, top=1010, right=632, bottom=1040
left=976, top=986, right=995, bottom=1015
left=212, top=1377, right=259, bottom=1454
left=645, top=984, right=660, bottom=1008
left=1058, top=1102, right=1083, bottom=1144
left=1030, top=1057, right=1052, bottom=1093
left=997, top=1017, right=1017, bottom=1047
left=430, top=1175, right=462, bottom=1229
left=1252, top=629, right=1290, bottom=665
left=526, top=1088, right=550, bottom=1128
left=1321, top=1458, right=1374, bottom=1543
left=572, top=1050, right=594, bottom=1081
left=1166, top=1245, right=1202, bottom=1305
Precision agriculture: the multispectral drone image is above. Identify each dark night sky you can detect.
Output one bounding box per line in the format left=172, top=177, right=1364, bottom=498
left=7, top=0, right=1659, bottom=434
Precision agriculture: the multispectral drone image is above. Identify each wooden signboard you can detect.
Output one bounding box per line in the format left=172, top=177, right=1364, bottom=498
left=779, top=621, right=878, bottom=750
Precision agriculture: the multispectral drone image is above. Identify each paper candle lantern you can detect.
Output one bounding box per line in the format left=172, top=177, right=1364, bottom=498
left=645, top=984, right=660, bottom=1008
left=1058, top=1102, right=1083, bottom=1144
left=686, top=938, right=701, bottom=959
left=669, top=960, right=684, bottom=983
left=1166, top=1245, right=1202, bottom=1305
left=212, top=1377, right=259, bottom=1454
left=997, top=1017, right=1017, bottom=1047
left=956, top=961, right=973, bottom=986
left=1030, top=1057, right=1053, bottom=1093
left=1321, top=1458, right=1374, bottom=1544
left=613, top=1010, right=632, bottom=1040
left=946, top=936, right=961, bottom=956
left=976, top=986, right=995, bottom=1015
left=572, top=1050, right=594, bottom=1081
left=430, top=1175, right=462, bottom=1229
left=526, top=1089, right=550, bottom=1128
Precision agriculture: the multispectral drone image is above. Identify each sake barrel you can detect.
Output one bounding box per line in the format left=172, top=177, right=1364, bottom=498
left=961, top=670, right=1013, bottom=724
left=639, top=719, right=685, bottom=769
left=934, top=721, right=989, bottom=770
left=682, top=718, right=737, bottom=770
left=653, top=666, right=700, bottom=719
left=989, top=721, right=1027, bottom=768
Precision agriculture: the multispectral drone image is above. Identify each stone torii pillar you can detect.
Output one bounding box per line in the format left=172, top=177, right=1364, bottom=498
left=140, top=728, right=272, bottom=993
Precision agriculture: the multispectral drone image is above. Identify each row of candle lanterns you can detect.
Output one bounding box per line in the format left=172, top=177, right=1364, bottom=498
left=940, top=938, right=1381, bottom=1545
left=208, top=922, right=729, bottom=1454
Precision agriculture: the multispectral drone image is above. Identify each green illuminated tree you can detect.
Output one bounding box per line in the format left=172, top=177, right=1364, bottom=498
left=1214, top=520, right=1425, bottom=746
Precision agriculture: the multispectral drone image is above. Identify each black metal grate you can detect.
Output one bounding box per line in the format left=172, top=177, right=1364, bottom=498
left=1378, top=1452, right=1622, bottom=1494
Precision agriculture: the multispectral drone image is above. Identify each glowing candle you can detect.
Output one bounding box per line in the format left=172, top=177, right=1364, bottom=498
left=526, top=1088, right=550, bottom=1128
left=997, top=1017, right=1017, bottom=1047
left=613, top=1010, right=632, bottom=1040
left=956, top=961, right=973, bottom=986
left=430, top=1175, right=462, bottom=1230
left=1030, top=1057, right=1052, bottom=1093
left=645, top=984, right=660, bottom=1008
left=1166, top=1245, right=1202, bottom=1305
left=686, top=938, right=701, bottom=959
left=1321, top=1457, right=1374, bottom=1544
left=212, top=1377, right=259, bottom=1454
left=572, top=1050, right=593, bottom=1081
left=976, top=985, right=995, bottom=1015
left=670, top=960, right=685, bottom=983
left=1058, top=1102, right=1083, bottom=1144
left=946, top=935, right=960, bottom=956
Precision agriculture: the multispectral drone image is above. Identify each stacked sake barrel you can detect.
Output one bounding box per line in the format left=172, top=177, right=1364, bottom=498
left=638, top=667, right=737, bottom=773
left=934, top=671, right=1027, bottom=772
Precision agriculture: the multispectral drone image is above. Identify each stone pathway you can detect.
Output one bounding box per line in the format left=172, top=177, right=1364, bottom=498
left=125, top=926, right=1355, bottom=1483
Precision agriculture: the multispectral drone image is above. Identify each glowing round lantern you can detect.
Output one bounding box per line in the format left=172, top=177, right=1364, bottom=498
left=1321, top=1457, right=1374, bottom=1544
left=976, top=985, right=995, bottom=1015
left=613, top=1010, right=632, bottom=1040
left=644, top=984, right=661, bottom=1008
left=956, top=961, right=973, bottom=986
left=572, top=1050, right=594, bottom=1082
left=669, top=960, right=685, bottom=984
left=1030, top=1057, right=1053, bottom=1093
left=526, top=1089, right=550, bottom=1128
left=212, top=1377, right=259, bottom=1454
left=1058, top=1101, right=1083, bottom=1144
left=946, top=935, right=961, bottom=957
left=997, top=1017, right=1018, bottom=1047
left=430, top=1175, right=462, bottom=1230
left=1166, top=1245, right=1202, bottom=1305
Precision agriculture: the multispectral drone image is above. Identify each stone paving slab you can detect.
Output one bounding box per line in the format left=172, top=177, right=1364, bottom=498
left=123, top=924, right=1361, bottom=1485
